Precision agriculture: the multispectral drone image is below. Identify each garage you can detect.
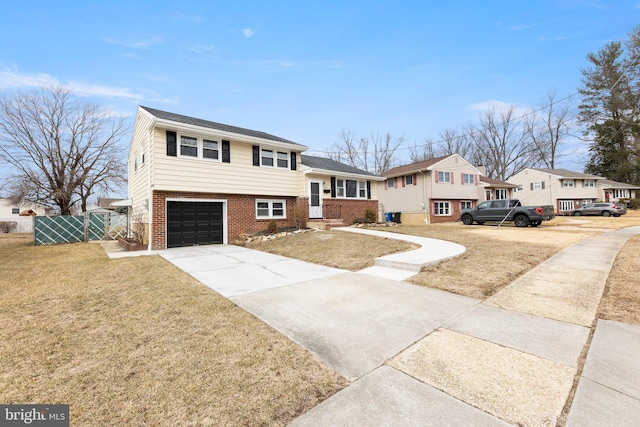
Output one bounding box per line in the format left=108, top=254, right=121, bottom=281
left=167, top=201, right=224, bottom=248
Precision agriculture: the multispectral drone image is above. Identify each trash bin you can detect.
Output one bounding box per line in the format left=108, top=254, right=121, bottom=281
left=385, top=212, right=393, bottom=222
left=392, top=212, right=402, bottom=224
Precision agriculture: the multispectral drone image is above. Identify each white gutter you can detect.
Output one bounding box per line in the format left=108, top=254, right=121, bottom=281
left=419, top=170, right=430, bottom=224
left=303, top=167, right=385, bottom=181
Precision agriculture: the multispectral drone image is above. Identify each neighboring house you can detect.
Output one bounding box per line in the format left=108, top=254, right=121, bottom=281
left=598, top=179, right=640, bottom=203
left=480, top=176, right=518, bottom=202
left=0, top=198, right=53, bottom=232
left=0, top=198, right=52, bottom=217
left=378, top=154, right=514, bottom=224
left=129, top=106, right=382, bottom=250
left=97, top=197, right=126, bottom=211
left=508, top=168, right=605, bottom=214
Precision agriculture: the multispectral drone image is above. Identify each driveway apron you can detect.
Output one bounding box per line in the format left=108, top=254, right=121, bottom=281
left=154, top=226, right=640, bottom=426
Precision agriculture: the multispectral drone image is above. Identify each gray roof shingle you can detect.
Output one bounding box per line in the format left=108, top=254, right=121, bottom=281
left=140, top=106, right=305, bottom=147
left=531, top=168, right=603, bottom=179
left=599, top=179, right=640, bottom=189
left=300, top=155, right=379, bottom=177
left=381, top=154, right=452, bottom=177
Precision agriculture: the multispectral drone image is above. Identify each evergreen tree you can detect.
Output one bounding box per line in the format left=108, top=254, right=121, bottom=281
left=578, top=27, right=640, bottom=184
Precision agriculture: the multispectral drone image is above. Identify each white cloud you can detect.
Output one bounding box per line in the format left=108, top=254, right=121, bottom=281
left=184, top=45, right=216, bottom=54
left=67, top=81, right=143, bottom=100
left=0, top=69, right=58, bottom=88
left=497, top=21, right=545, bottom=31
left=0, top=68, right=144, bottom=100
left=101, top=35, right=163, bottom=49
left=465, top=99, right=531, bottom=117
left=243, top=28, right=255, bottom=38
left=173, top=13, right=202, bottom=23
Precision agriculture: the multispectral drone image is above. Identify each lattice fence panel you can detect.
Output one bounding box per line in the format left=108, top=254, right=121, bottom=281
left=34, top=216, right=85, bottom=246
left=87, top=213, right=107, bottom=241
left=106, top=212, right=128, bottom=240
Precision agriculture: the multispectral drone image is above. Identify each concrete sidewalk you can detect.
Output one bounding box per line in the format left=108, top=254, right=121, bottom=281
left=99, top=226, right=640, bottom=426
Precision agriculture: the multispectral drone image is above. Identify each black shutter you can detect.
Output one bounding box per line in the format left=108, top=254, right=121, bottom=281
left=541, top=181, right=545, bottom=189
left=252, top=145, right=260, bottom=166
left=290, top=152, right=297, bottom=170
left=530, top=183, right=534, bottom=190
left=330, top=177, right=336, bottom=198
left=222, top=140, right=230, bottom=163
left=367, top=181, right=371, bottom=199
left=166, top=131, right=177, bottom=156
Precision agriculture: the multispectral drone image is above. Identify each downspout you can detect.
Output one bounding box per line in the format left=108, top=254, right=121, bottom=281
left=147, top=127, right=153, bottom=249
left=419, top=170, right=430, bottom=224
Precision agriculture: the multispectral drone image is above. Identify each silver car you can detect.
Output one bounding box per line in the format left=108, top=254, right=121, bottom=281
left=571, top=202, right=627, bottom=217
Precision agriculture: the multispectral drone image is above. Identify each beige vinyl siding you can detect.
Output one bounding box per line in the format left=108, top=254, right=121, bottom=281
left=304, top=173, right=379, bottom=200
left=557, top=179, right=600, bottom=199
left=508, top=169, right=556, bottom=206
left=378, top=178, right=424, bottom=212
left=430, top=156, right=480, bottom=200
left=151, top=128, right=302, bottom=197
left=129, top=109, right=153, bottom=222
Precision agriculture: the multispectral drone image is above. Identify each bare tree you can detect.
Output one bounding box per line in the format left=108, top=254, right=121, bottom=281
left=408, top=138, right=437, bottom=163
left=0, top=86, right=128, bottom=215
left=328, top=130, right=404, bottom=174
left=469, top=105, right=537, bottom=180
left=526, top=90, right=574, bottom=169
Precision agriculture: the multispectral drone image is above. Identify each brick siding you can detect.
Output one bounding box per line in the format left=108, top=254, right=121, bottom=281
left=151, top=191, right=378, bottom=249
left=151, top=191, right=299, bottom=249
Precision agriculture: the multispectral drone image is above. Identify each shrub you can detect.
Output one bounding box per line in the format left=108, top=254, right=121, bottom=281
left=364, top=208, right=377, bottom=223
left=626, top=198, right=640, bottom=210
left=291, top=204, right=307, bottom=229
left=0, top=221, right=17, bottom=233
left=266, top=219, right=278, bottom=234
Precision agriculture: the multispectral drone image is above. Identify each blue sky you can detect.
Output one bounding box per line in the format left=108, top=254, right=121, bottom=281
left=1, top=0, right=639, bottom=173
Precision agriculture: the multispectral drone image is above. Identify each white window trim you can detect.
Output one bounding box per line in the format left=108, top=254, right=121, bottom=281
left=583, top=180, right=595, bottom=188
left=434, top=201, right=451, bottom=216
left=461, top=200, right=472, bottom=210
left=533, top=181, right=543, bottom=190
left=387, top=178, right=395, bottom=188
left=495, top=189, right=508, bottom=199
left=438, top=171, right=451, bottom=184
left=259, top=147, right=290, bottom=168
left=335, top=178, right=368, bottom=199
left=562, top=179, right=575, bottom=188
left=336, top=179, right=345, bottom=197
left=177, top=133, right=222, bottom=162
left=256, top=199, right=287, bottom=219
left=405, top=175, right=413, bottom=185
left=463, top=173, right=474, bottom=185
left=559, top=200, right=574, bottom=211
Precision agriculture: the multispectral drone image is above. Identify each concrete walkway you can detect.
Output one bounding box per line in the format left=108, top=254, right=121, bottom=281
left=100, top=226, right=640, bottom=426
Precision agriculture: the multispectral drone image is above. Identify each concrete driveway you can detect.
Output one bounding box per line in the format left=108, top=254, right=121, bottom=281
left=140, top=226, right=640, bottom=426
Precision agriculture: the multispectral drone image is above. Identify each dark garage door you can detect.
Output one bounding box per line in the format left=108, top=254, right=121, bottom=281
left=167, top=201, right=224, bottom=248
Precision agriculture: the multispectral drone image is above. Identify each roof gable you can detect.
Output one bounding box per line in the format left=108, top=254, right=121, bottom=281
left=381, top=154, right=457, bottom=177
left=140, top=106, right=305, bottom=148
left=479, top=176, right=518, bottom=188
left=530, top=168, right=603, bottom=180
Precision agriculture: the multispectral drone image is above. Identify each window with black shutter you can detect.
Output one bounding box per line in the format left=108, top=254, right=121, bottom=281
left=166, top=131, right=177, bottom=156
left=222, top=140, right=230, bottom=163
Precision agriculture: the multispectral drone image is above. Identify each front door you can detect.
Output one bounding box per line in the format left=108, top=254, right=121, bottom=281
left=309, top=181, right=323, bottom=219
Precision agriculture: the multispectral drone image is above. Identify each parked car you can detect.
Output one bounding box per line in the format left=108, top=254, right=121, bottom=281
left=460, top=199, right=555, bottom=227
left=571, top=202, right=626, bottom=217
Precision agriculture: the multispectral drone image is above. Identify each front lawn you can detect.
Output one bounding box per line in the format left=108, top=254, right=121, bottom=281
left=0, top=235, right=346, bottom=426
